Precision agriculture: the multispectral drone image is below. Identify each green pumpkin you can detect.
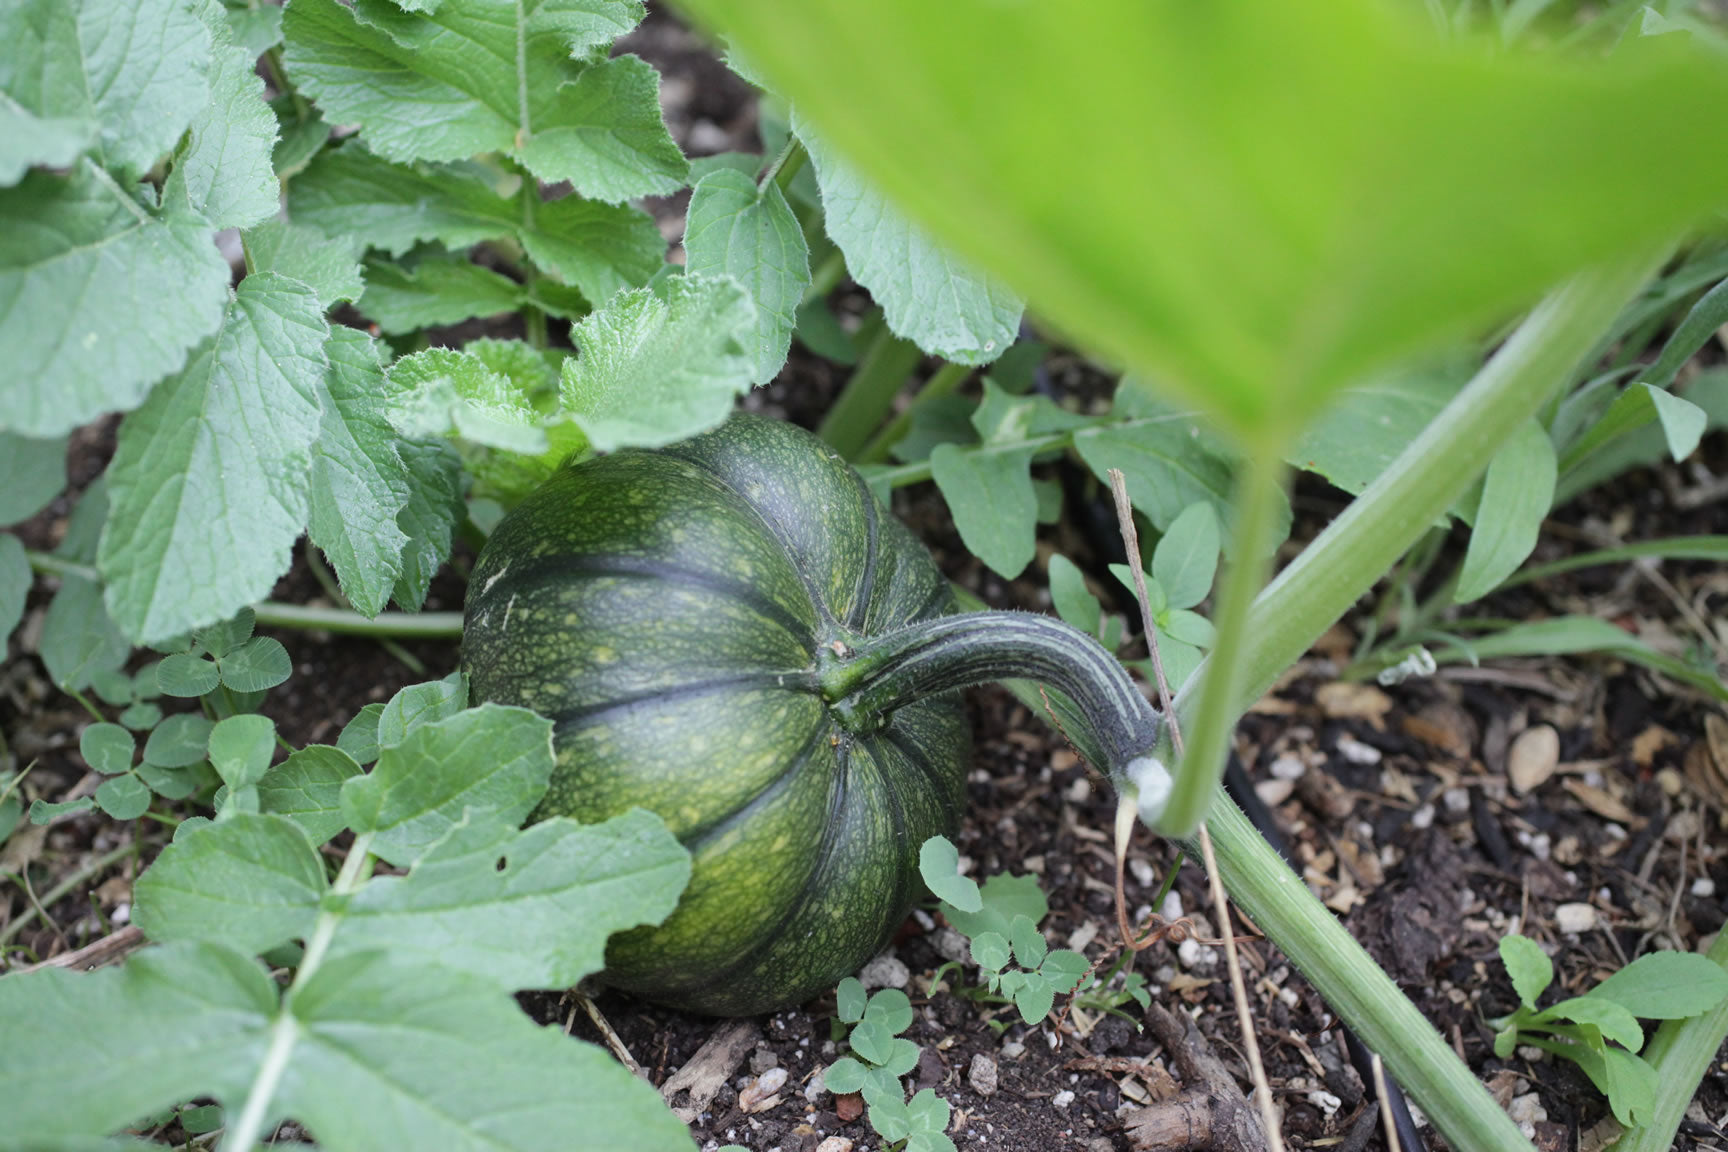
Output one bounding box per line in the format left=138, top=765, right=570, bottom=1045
left=463, top=415, right=971, bottom=1016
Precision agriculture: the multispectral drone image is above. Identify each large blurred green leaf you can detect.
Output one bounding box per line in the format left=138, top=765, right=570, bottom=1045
left=682, top=0, right=1728, bottom=439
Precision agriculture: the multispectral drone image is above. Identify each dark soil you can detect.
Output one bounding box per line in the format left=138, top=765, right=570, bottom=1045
left=4, top=7, right=1728, bottom=1152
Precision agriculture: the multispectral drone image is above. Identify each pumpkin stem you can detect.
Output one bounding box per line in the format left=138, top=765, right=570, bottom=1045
left=819, top=611, right=1162, bottom=775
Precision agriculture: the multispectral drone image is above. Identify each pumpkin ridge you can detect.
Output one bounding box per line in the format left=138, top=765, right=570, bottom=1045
left=854, top=732, right=914, bottom=932
left=844, top=465, right=880, bottom=633
left=681, top=718, right=831, bottom=854
left=489, top=552, right=818, bottom=654
left=549, top=671, right=820, bottom=730
left=878, top=723, right=960, bottom=816
left=672, top=726, right=859, bottom=1005
left=658, top=444, right=843, bottom=630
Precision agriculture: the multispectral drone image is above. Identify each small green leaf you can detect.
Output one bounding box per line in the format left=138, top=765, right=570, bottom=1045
left=0, top=432, right=68, bottom=524
left=970, top=931, right=1010, bottom=973
left=143, top=713, right=214, bottom=769
left=257, top=745, right=363, bottom=846
left=165, top=35, right=278, bottom=230
left=1109, top=565, right=1167, bottom=618
left=207, top=714, right=276, bottom=791
left=1645, top=386, right=1708, bottom=462
left=80, top=723, right=135, bottom=775
left=930, top=443, right=1037, bottom=579
left=1040, top=949, right=1089, bottom=994
left=1073, top=416, right=1237, bottom=538
left=1588, top=950, right=1728, bottom=1020
left=377, top=671, right=468, bottom=748
left=93, top=774, right=151, bottom=820
left=907, top=1089, right=951, bottom=1133
left=562, top=274, right=758, bottom=452
left=0, top=533, right=27, bottom=645
left=849, top=1018, right=896, bottom=1066
left=340, top=703, right=555, bottom=867
left=1436, top=618, right=1728, bottom=703
left=797, top=113, right=1020, bottom=365
left=1500, top=934, right=1553, bottom=1011
left=1047, top=555, right=1103, bottom=637
left=1162, top=608, right=1216, bottom=650
left=836, top=976, right=868, bottom=1023
left=1153, top=503, right=1221, bottom=611
left=1012, top=977, right=1055, bottom=1024
left=196, top=606, right=256, bottom=660
left=865, top=1088, right=911, bottom=1141
left=1455, top=419, right=1556, bottom=603
left=881, top=1037, right=920, bottom=1079
left=117, top=701, right=162, bottom=731
left=944, top=872, right=1047, bottom=941
left=177, top=1104, right=223, bottom=1136
left=684, top=167, right=811, bottom=384
left=133, top=813, right=325, bottom=954
left=391, top=439, right=464, bottom=612
left=38, top=482, right=131, bottom=692
left=1008, top=915, right=1046, bottom=969
left=1533, top=996, right=1645, bottom=1052
left=337, top=703, right=386, bottom=765
left=156, top=654, right=220, bottom=698
left=215, top=636, right=291, bottom=692
left=823, top=1056, right=869, bottom=1094
left=864, top=988, right=913, bottom=1036
left=918, top=835, right=982, bottom=913
left=135, top=760, right=203, bottom=801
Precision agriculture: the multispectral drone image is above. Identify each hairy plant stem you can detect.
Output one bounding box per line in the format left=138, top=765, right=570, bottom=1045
left=225, top=833, right=376, bottom=1152
left=817, top=311, right=925, bottom=459
left=761, top=135, right=808, bottom=193
left=822, top=611, right=1160, bottom=772
left=1612, top=923, right=1728, bottom=1152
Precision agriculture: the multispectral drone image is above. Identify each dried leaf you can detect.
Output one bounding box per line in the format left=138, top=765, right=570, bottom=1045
left=1316, top=681, right=1393, bottom=728
left=1561, top=780, right=1643, bottom=827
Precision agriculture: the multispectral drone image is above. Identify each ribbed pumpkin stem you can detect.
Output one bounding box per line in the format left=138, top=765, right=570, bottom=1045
left=820, top=611, right=1162, bottom=773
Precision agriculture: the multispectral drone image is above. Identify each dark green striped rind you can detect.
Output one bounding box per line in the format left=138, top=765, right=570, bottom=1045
left=463, top=415, right=968, bottom=1015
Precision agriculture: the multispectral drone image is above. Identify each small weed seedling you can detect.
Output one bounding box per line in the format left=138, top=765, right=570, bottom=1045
left=824, top=977, right=955, bottom=1152
left=1492, top=933, right=1728, bottom=1126
left=919, top=837, right=1088, bottom=1027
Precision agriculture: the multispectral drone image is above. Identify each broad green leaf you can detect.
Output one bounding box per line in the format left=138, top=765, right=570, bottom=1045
left=284, top=950, right=692, bottom=1151
left=929, top=443, right=1037, bottom=579
left=683, top=0, right=1728, bottom=440
left=1561, top=382, right=1707, bottom=473
left=222, top=0, right=284, bottom=56
left=867, top=1091, right=912, bottom=1142
left=1041, top=949, right=1089, bottom=993
left=165, top=35, right=278, bottom=230
left=1645, top=387, right=1708, bottom=462
left=1500, top=934, right=1554, bottom=1010
left=133, top=813, right=326, bottom=954
left=257, top=745, right=363, bottom=846
left=1134, top=638, right=1203, bottom=693
left=360, top=250, right=538, bottom=335
left=1534, top=996, right=1645, bottom=1052
left=0, top=533, right=26, bottom=644
left=848, top=1019, right=896, bottom=1066
left=80, top=723, right=134, bottom=775
left=0, top=94, right=93, bottom=185
left=94, top=774, right=151, bottom=819
left=1012, top=977, right=1055, bottom=1024
left=0, top=942, right=275, bottom=1141
left=908, top=1089, right=952, bottom=1135
left=561, top=273, right=757, bottom=451
left=243, top=220, right=365, bottom=309
left=1588, top=950, right=1728, bottom=1019
left=283, top=1, right=680, bottom=201
left=0, top=166, right=229, bottom=438
left=0, top=0, right=213, bottom=175
left=98, top=274, right=328, bottom=645
left=377, top=670, right=468, bottom=748
left=0, top=432, right=67, bottom=523
left=143, top=713, right=214, bottom=769
left=1154, top=503, right=1221, bottom=611
left=1008, top=915, right=1046, bottom=969
left=308, top=327, right=412, bottom=617
left=1438, top=618, right=1728, bottom=703
left=337, top=702, right=386, bottom=765
left=1162, top=609, right=1215, bottom=650
left=796, top=113, right=1019, bottom=366
left=389, top=348, right=550, bottom=455
left=1072, top=418, right=1238, bottom=538
left=944, top=872, right=1047, bottom=942
left=1454, top=419, right=1556, bottom=603
left=684, top=167, right=811, bottom=384
left=156, top=653, right=220, bottom=698
left=208, top=714, right=277, bottom=791
left=391, top=439, right=464, bottom=611
left=217, top=636, right=291, bottom=692
left=1289, top=354, right=1475, bottom=497
left=339, top=703, right=555, bottom=866
left=918, top=835, right=982, bottom=913
left=288, top=145, right=664, bottom=304
left=1566, top=1036, right=1660, bottom=1127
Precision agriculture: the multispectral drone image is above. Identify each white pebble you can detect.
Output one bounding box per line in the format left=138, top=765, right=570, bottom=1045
left=1693, top=877, right=1717, bottom=898
left=1554, top=903, right=1596, bottom=934
left=1159, top=892, right=1184, bottom=921
left=968, top=1053, right=999, bottom=1097
left=1443, top=788, right=1470, bottom=814
left=1052, top=1090, right=1075, bottom=1109
left=1336, top=736, right=1382, bottom=765
left=1411, top=804, right=1435, bottom=830
left=1001, top=1040, right=1025, bottom=1060
left=858, top=953, right=910, bottom=990
left=1270, top=753, right=1307, bottom=780
left=1306, top=1090, right=1342, bottom=1117
left=1129, top=858, right=1155, bottom=887
left=1177, top=939, right=1216, bottom=969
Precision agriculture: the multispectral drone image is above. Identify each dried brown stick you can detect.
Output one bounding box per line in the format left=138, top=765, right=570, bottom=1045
left=1123, top=1002, right=1270, bottom=1152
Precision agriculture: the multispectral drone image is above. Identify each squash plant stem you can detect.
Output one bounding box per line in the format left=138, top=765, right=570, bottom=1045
left=817, top=310, right=924, bottom=459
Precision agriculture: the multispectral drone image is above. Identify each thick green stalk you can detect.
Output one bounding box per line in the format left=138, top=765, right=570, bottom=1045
left=1168, top=249, right=1666, bottom=734
left=817, top=311, right=925, bottom=459
left=856, top=361, right=972, bottom=465
left=824, top=611, right=1161, bottom=771
left=1176, top=798, right=1535, bottom=1152
left=1612, top=925, right=1728, bottom=1152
